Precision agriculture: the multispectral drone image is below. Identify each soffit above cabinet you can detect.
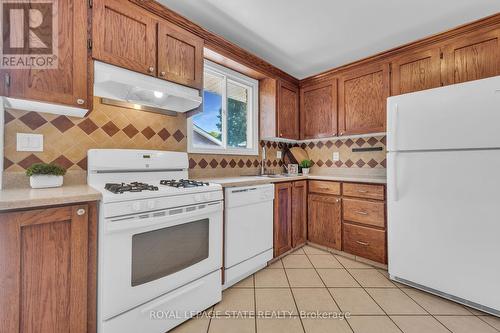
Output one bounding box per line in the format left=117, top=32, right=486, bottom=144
left=158, top=0, right=500, bottom=79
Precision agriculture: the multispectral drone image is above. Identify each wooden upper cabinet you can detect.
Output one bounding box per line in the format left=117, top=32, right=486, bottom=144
left=441, top=28, right=500, bottom=85
left=274, top=182, right=292, bottom=257
left=291, top=180, right=307, bottom=248
left=277, top=80, right=300, bottom=139
left=300, top=79, right=338, bottom=139
left=338, top=63, right=390, bottom=135
left=93, top=0, right=157, bottom=75
left=2, top=0, right=88, bottom=108
left=308, top=194, right=342, bottom=250
left=158, top=21, right=204, bottom=89
left=391, top=48, right=441, bottom=95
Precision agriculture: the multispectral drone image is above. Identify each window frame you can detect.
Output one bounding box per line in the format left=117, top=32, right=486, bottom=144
left=188, top=59, right=259, bottom=156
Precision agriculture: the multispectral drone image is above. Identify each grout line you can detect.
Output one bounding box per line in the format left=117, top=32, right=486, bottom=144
left=253, top=274, right=257, bottom=333
left=282, top=262, right=307, bottom=333
left=474, top=316, right=500, bottom=332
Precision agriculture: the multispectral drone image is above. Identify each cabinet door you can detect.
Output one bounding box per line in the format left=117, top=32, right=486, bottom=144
left=0, top=205, right=90, bottom=333
left=93, top=0, right=157, bottom=75
left=277, top=80, right=299, bottom=140
left=158, top=21, right=204, bottom=89
left=274, top=182, right=292, bottom=257
left=441, top=28, right=500, bottom=86
left=391, top=48, right=441, bottom=95
left=308, top=194, right=342, bottom=250
left=338, top=63, right=390, bottom=135
left=1, top=0, right=88, bottom=108
left=300, top=79, right=337, bottom=139
left=291, top=180, right=307, bottom=248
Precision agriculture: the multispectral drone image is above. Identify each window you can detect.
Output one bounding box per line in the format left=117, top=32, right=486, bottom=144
left=188, top=60, right=259, bottom=155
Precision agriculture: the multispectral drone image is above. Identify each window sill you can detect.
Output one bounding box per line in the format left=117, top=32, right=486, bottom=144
left=188, top=147, right=259, bottom=156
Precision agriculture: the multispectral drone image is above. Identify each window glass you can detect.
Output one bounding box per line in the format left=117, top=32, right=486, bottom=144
left=227, top=81, right=248, bottom=148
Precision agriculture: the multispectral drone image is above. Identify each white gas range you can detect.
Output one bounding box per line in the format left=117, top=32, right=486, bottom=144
left=87, top=149, right=223, bottom=333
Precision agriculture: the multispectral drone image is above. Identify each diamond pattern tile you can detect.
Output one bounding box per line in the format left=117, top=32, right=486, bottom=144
left=316, top=159, right=324, bottom=167
left=209, top=159, right=218, bottom=168
left=237, top=160, right=245, bottom=168
left=355, top=138, right=366, bottom=147
left=308, top=142, right=315, bottom=149
left=173, top=130, right=185, bottom=142
left=141, top=126, right=155, bottom=140
left=335, top=140, right=343, bottom=148
left=77, top=157, right=88, bottom=170
left=246, top=159, right=252, bottom=167
left=325, top=159, right=333, bottom=167
left=122, top=124, right=139, bottom=138
left=229, top=159, right=237, bottom=168
left=316, top=141, right=324, bottom=149
left=220, top=159, right=228, bottom=168
left=197, top=159, right=208, bottom=168
left=344, top=139, right=354, bottom=148
left=380, top=159, right=387, bottom=168
left=345, top=159, right=354, bottom=167
left=4, top=157, right=14, bottom=170
left=18, top=154, right=43, bottom=169
left=51, top=115, right=74, bottom=133
left=272, top=160, right=277, bottom=166
left=356, top=159, right=366, bottom=168
left=157, top=128, right=171, bottom=141
left=272, top=142, right=277, bottom=148
left=335, top=160, right=343, bottom=167
left=253, top=160, right=260, bottom=167
left=380, top=136, right=386, bottom=145
left=52, top=155, right=74, bottom=170
left=19, top=112, right=47, bottom=130
left=367, top=137, right=378, bottom=146
left=325, top=140, right=333, bottom=148
left=4, top=111, right=15, bottom=124
left=78, top=118, right=98, bottom=135
left=102, top=121, right=120, bottom=137
left=368, top=159, right=378, bottom=168
left=189, top=158, right=197, bottom=169
left=300, top=143, right=307, bottom=149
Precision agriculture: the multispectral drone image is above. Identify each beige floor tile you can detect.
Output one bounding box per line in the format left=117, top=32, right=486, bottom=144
left=303, top=245, right=329, bottom=255
left=329, top=288, right=384, bottom=315
left=255, top=269, right=289, bottom=288
left=256, top=317, right=304, bottom=333
left=348, top=269, right=395, bottom=288
left=335, top=255, right=372, bottom=268
left=286, top=269, right=324, bottom=287
left=282, top=255, right=314, bottom=268
left=479, top=316, right=500, bottom=330
left=390, top=316, right=449, bottom=333
left=377, top=269, right=406, bottom=288
left=290, top=247, right=306, bottom=255
left=232, top=275, right=254, bottom=288
left=308, top=255, right=343, bottom=268
left=292, top=288, right=340, bottom=313
left=466, top=307, right=490, bottom=316
left=302, top=318, right=352, bottom=333
left=366, top=288, right=427, bottom=315
left=208, top=317, right=255, bottom=333
left=347, top=316, right=402, bottom=333
left=401, top=288, right=472, bottom=315
left=317, top=269, right=360, bottom=287
left=255, top=288, right=298, bottom=315
left=214, top=288, right=255, bottom=313
left=267, top=260, right=284, bottom=269
left=436, top=316, right=498, bottom=333
left=170, top=316, right=210, bottom=333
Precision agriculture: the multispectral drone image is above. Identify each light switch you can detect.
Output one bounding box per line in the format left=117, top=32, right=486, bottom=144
left=17, top=133, right=43, bottom=152
left=276, top=151, right=282, bottom=159
left=333, top=152, right=340, bottom=161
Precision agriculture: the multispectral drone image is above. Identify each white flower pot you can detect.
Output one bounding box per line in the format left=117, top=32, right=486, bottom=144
left=302, top=168, right=310, bottom=175
left=30, top=175, right=64, bottom=189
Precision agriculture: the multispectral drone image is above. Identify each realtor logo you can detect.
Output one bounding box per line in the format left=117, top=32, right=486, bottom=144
left=1, top=0, right=58, bottom=69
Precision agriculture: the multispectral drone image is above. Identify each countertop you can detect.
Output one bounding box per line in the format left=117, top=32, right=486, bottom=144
left=0, top=185, right=102, bottom=211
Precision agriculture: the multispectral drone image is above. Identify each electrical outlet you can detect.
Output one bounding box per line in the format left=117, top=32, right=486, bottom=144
left=17, top=133, right=43, bottom=152
left=332, top=152, right=340, bottom=161
left=276, top=151, right=282, bottom=159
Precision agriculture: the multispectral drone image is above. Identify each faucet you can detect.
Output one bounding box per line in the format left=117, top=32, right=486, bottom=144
left=261, top=146, right=266, bottom=175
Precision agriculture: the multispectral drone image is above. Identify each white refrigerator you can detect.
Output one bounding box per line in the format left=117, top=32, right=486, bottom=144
left=387, top=75, right=500, bottom=316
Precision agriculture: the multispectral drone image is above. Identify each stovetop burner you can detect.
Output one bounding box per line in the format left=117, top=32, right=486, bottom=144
left=160, top=179, right=209, bottom=188
left=105, top=182, right=159, bottom=194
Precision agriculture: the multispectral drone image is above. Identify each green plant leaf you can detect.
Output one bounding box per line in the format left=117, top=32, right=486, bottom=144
left=25, top=163, right=66, bottom=177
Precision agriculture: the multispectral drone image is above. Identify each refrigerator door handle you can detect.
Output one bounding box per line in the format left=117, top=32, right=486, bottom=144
left=390, top=153, right=398, bottom=202
left=390, top=103, right=398, bottom=151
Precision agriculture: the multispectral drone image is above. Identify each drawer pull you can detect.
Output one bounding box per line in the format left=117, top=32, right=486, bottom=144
left=355, top=210, right=369, bottom=215
left=357, top=189, right=368, bottom=193
left=356, top=240, right=369, bottom=246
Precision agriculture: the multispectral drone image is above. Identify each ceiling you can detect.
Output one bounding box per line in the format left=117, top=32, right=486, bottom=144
left=158, top=0, right=500, bottom=79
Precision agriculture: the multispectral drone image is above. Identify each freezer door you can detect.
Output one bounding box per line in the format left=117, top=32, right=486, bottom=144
left=387, top=150, right=500, bottom=312
left=387, top=75, right=500, bottom=152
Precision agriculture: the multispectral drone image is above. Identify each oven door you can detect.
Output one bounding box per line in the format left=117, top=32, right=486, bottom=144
left=99, top=201, right=223, bottom=320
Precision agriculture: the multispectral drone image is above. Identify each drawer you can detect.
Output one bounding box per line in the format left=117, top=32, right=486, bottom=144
left=308, top=180, right=341, bottom=195
left=343, top=223, right=386, bottom=263
left=343, top=198, right=385, bottom=228
left=343, top=183, right=385, bottom=200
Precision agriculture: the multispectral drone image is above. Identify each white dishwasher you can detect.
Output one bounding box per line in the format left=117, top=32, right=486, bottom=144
left=223, top=183, right=274, bottom=289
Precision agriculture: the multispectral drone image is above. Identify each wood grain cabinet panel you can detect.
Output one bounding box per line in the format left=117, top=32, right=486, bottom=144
left=158, top=21, right=204, bottom=89
left=278, top=80, right=300, bottom=140
left=343, top=183, right=385, bottom=200
left=93, top=0, right=157, bottom=75
left=308, top=180, right=341, bottom=195
left=300, top=79, right=338, bottom=139
left=391, top=48, right=442, bottom=95
left=338, top=63, right=390, bottom=135
left=291, top=180, right=307, bottom=248
left=1, top=0, right=88, bottom=108
left=442, top=28, right=500, bottom=85
left=274, top=182, right=292, bottom=257
left=343, top=198, right=385, bottom=228
left=308, top=194, right=342, bottom=250
left=343, top=223, right=386, bottom=264
left=0, top=203, right=97, bottom=333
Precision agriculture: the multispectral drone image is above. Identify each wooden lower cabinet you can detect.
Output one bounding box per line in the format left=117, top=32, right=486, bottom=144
left=274, top=181, right=307, bottom=257
left=343, top=223, right=386, bottom=263
left=0, top=202, right=98, bottom=333
left=307, top=194, right=342, bottom=250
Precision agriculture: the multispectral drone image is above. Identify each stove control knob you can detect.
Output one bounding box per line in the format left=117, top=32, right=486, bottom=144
left=132, top=202, right=141, bottom=212
left=147, top=200, right=155, bottom=209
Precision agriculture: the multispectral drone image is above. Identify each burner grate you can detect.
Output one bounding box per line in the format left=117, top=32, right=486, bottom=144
left=105, top=182, right=159, bottom=194
left=160, top=179, right=209, bottom=188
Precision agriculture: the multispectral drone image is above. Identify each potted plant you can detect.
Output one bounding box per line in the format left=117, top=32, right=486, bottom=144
left=26, top=163, right=66, bottom=189
left=300, top=159, right=313, bottom=175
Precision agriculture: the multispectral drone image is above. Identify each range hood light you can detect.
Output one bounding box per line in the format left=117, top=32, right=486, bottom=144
left=154, top=91, right=164, bottom=98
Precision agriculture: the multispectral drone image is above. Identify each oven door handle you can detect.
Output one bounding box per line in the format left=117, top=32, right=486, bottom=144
left=105, top=201, right=222, bottom=233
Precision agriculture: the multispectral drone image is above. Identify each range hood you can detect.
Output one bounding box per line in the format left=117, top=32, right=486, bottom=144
left=93, top=61, right=202, bottom=114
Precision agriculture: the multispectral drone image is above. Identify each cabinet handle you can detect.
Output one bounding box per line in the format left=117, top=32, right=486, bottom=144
left=77, top=208, right=86, bottom=216
left=159, top=71, right=166, bottom=76
left=357, top=189, right=368, bottom=193
left=76, top=98, right=85, bottom=105
left=356, top=240, right=369, bottom=246
left=148, top=66, right=154, bottom=73
left=355, top=210, right=368, bottom=215
left=279, top=132, right=283, bottom=137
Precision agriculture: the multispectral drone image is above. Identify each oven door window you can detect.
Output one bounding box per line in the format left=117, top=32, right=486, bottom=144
left=131, top=218, right=209, bottom=286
